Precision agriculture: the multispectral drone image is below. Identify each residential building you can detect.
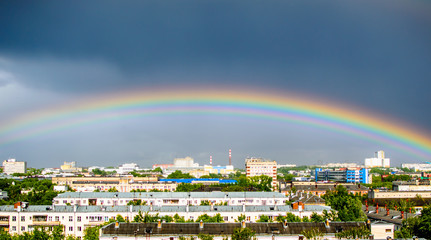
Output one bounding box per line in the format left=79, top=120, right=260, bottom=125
left=0, top=203, right=331, bottom=238
left=314, top=168, right=370, bottom=184
left=53, top=192, right=289, bottom=207
left=280, top=182, right=369, bottom=197
left=365, top=150, right=390, bottom=168
left=401, top=163, right=431, bottom=172
left=245, top=157, right=277, bottom=189
left=2, top=159, right=26, bottom=175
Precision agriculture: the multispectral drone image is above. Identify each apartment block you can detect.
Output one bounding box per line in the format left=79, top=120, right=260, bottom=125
left=245, top=158, right=277, bottom=189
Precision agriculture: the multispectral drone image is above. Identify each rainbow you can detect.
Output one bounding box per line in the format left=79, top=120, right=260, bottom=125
left=1, top=87, right=430, bottom=160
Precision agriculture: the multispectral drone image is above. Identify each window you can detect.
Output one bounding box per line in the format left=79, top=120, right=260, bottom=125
left=21, top=216, right=25, bottom=221
left=69, top=216, right=73, bottom=222
left=12, top=226, right=16, bottom=231
left=63, top=200, right=67, bottom=204
left=69, top=226, right=73, bottom=231
left=12, top=216, right=16, bottom=221
left=386, top=229, right=392, bottom=233
left=77, top=216, right=81, bottom=222
left=48, top=216, right=52, bottom=222
left=55, top=216, right=59, bottom=221
left=21, top=226, right=25, bottom=231
left=78, top=227, right=82, bottom=231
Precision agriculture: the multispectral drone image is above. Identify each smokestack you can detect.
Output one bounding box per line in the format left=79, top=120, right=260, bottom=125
left=229, top=149, right=232, bottom=166
left=210, top=156, right=212, bottom=166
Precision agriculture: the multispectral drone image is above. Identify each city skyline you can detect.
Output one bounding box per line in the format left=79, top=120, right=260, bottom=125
left=0, top=1, right=430, bottom=167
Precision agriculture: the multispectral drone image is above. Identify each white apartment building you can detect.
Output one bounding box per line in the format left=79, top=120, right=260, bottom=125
left=365, top=151, right=390, bottom=168
left=0, top=203, right=330, bottom=238
left=53, top=192, right=288, bottom=207
left=401, top=163, right=431, bottom=172
left=2, top=159, right=26, bottom=175
left=245, top=158, right=277, bottom=189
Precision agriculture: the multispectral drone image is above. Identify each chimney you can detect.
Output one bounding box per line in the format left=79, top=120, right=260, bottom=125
left=376, top=203, right=379, bottom=214
left=186, top=204, right=189, bottom=212
left=242, top=204, right=245, bottom=212
left=129, top=205, right=133, bottom=213
left=386, top=208, right=390, bottom=216
left=199, top=220, right=204, bottom=229
left=150, top=202, right=153, bottom=211
left=157, top=219, right=161, bottom=229
left=241, top=220, right=246, bottom=228
left=325, top=219, right=330, bottom=228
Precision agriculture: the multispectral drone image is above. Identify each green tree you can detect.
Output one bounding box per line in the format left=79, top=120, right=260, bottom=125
left=334, top=226, right=371, bottom=239
left=107, top=187, right=118, bottom=192
left=198, top=233, right=214, bottom=240
left=167, top=170, right=195, bottom=179
left=232, top=227, right=256, bottom=240
left=84, top=226, right=100, bottom=240
left=248, top=175, right=272, bottom=191
left=310, top=212, right=325, bottom=222
left=173, top=213, right=186, bottom=223
left=175, top=183, right=203, bottom=192
left=236, top=214, right=246, bottom=222
left=302, top=228, right=324, bottom=240
left=322, top=185, right=366, bottom=221
left=416, top=205, right=431, bottom=238
left=256, top=215, right=272, bottom=222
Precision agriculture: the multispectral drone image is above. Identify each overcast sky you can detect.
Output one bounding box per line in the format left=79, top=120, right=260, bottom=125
left=0, top=1, right=430, bottom=168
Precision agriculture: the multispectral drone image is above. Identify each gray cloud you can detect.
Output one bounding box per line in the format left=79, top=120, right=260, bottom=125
left=0, top=0, right=430, bottom=167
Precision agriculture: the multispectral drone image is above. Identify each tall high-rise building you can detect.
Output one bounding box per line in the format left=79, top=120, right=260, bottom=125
left=365, top=150, right=390, bottom=168
left=245, top=157, right=277, bottom=190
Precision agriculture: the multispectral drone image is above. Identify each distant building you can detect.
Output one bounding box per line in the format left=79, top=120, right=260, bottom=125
left=2, top=159, right=26, bottom=175
left=60, top=161, right=82, bottom=173
left=173, top=157, right=199, bottom=168
left=314, top=168, right=370, bottom=184
left=365, top=150, right=390, bottom=168
left=401, top=163, right=431, bottom=172
left=117, top=163, right=140, bottom=174
left=245, top=157, right=277, bottom=189
left=277, top=164, right=297, bottom=168
left=322, top=163, right=362, bottom=168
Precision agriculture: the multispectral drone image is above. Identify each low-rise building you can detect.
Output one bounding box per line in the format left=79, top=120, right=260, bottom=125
left=0, top=202, right=331, bottom=238
left=280, top=182, right=369, bottom=197
left=53, top=192, right=289, bottom=207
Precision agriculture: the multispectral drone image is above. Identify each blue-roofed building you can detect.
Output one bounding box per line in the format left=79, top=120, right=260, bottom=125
left=159, top=178, right=237, bottom=185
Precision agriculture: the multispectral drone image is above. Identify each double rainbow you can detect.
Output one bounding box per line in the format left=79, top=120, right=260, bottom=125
left=1, top=87, right=430, bottom=160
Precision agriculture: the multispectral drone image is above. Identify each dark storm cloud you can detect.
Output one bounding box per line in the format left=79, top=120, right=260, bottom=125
left=0, top=0, right=430, bottom=166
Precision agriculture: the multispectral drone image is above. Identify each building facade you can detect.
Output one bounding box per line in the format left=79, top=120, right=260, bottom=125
left=0, top=201, right=330, bottom=238
left=245, top=158, right=277, bottom=189
left=2, top=159, right=26, bottom=175
left=53, top=192, right=289, bottom=207
left=314, top=168, right=370, bottom=184
left=365, top=150, right=390, bottom=168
